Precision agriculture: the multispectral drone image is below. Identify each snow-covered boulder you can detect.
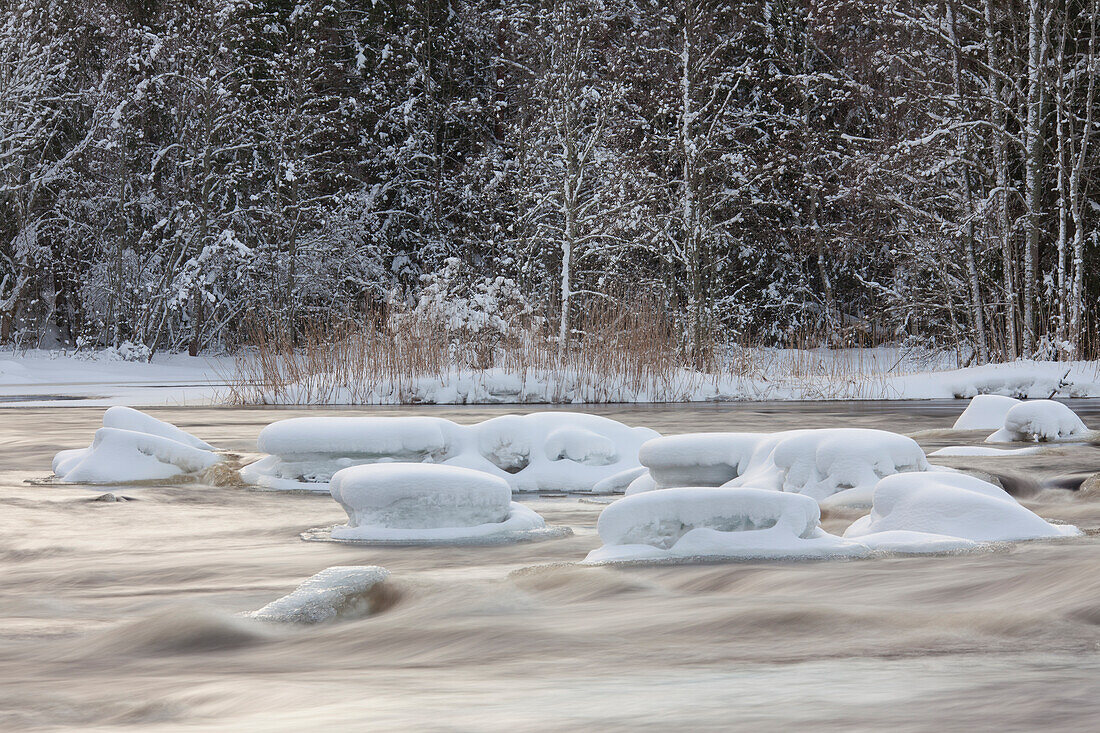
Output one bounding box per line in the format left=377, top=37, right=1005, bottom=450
left=844, top=473, right=1080, bottom=549
left=986, top=399, right=1090, bottom=442
left=323, top=463, right=556, bottom=543
left=583, top=487, right=868, bottom=564
left=250, top=566, right=390, bottom=624
left=242, top=412, right=658, bottom=494
left=628, top=428, right=935, bottom=507
left=952, top=394, right=1021, bottom=430
left=638, top=433, right=764, bottom=488
left=52, top=409, right=220, bottom=483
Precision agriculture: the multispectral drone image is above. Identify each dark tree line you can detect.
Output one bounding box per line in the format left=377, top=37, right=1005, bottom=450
left=2, top=0, right=1098, bottom=360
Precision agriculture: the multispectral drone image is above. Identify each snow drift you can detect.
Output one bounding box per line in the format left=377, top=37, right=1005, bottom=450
left=52, top=407, right=220, bottom=483
left=583, top=487, right=868, bottom=563
left=241, top=412, right=658, bottom=494
left=324, top=463, right=553, bottom=543
left=986, top=399, right=1091, bottom=442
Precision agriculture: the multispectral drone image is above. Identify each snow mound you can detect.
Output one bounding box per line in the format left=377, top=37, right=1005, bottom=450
left=52, top=409, right=220, bottom=483
left=952, top=395, right=1021, bottom=430
left=638, top=433, right=763, bottom=488
left=250, top=566, right=390, bottom=624
left=844, top=473, right=1080, bottom=545
left=242, top=412, right=658, bottom=494
left=986, top=400, right=1090, bottom=442
left=630, top=428, right=936, bottom=507
left=583, top=487, right=869, bottom=564
left=326, top=463, right=551, bottom=543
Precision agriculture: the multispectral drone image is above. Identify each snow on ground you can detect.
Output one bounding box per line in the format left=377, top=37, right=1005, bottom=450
left=240, top=412, right=658, bottom=494
left=325, top=463, right=550, bottom=543
left=844, top=473, right=1080, bottom=549
left=52, top=407, right=221, bottom=483
left=249, top=566, right=390, bottom=624
left=3, top=348, right=1100, bottom=405
left=951, top=394, right=1021, bottom=430
left=628, top=428, right=937, bottom=507
left=986, top=399, right=1093, bottom=442
left=583, top=487, right=869, bottom=564
left=0, top=349, right=231, bottom=406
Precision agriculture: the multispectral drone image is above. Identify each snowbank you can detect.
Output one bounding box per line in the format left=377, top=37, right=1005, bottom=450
left=844, top=473, right=1080, bottom=547
left=249, top=566, right=390, bottom=624
left=241, top=412, right=658, bottom=494
left=52, top=408, right=220, bottom=483
left=323, top=463, right=555, bottom=543
left=583, top=487, right=868, bottom=564
left=631, top=428, right=934, bottom=506
left=986, top=400, right=1091, bottom=442
left=951, top=395, right=1021, bottom=430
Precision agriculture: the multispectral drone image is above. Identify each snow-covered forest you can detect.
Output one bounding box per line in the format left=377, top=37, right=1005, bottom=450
left=2, top=0, right=1099, bottom=362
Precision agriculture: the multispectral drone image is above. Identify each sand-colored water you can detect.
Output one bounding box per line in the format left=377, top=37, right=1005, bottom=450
left=3, top=403, right=1100, bottom=731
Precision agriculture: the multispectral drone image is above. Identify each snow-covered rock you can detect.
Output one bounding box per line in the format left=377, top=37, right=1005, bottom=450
left=52, top=408, right=220, bottom=483
left=631, top=428, right=933, bottom=506
left=241, top=412, right=658, bottom=494
left=986, top=399, right=1090, bottom=442
left=583, top=487, right=868, bottom=564
left=951, top=394, right=1021, bottom=430
left=928, top=445, right=1046, bottom=457
left=638, top=433, right=763, bottom=488
left=844, top=473, right=1080, bottom=546
left=249, top=566, right=390, bottom=624
left=326, top=463, right=550, bottom=543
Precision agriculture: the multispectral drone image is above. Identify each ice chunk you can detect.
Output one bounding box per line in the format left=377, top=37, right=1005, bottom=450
left=844, top=472, right=1080, bottom=543
left=583, top=487, right=868, bottom=563
left=327, top=463, right=548, bottom=542
left=249, top=566, right=390, bottom=624
left=986, top=400, right=1090, bottom=442
left=638, top=433, right=765, bottom=488
left=58, top=427, right=221, bottom=483
left=951, top=395, right=1021, bottom=430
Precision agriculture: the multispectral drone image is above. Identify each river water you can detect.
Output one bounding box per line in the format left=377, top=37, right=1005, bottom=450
left=3, top=402, right=1100, bottom=731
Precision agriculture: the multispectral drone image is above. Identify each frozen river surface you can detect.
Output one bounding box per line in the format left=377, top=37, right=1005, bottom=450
left=3, top=402, right=1100, bottom=731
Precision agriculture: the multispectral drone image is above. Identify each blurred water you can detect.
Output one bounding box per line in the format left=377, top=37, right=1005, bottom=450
left=2, top=403, right=1100, bottom=730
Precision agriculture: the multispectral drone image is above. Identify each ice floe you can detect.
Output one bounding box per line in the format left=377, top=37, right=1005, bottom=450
left=312, top=463, right=568, bottom=544
left=241, top=412, right=658, bottom=494
left=52, top=408, right=220, bottom=483
left=249, top=566, right=390, bottom=623
left=986, top=399, right=1091, bottom=443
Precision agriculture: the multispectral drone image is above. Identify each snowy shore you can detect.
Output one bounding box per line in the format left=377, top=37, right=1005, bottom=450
left=3, top=348, right=1099, bottom=406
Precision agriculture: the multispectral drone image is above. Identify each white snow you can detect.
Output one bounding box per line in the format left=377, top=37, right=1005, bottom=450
left=583, top=487, right=868, bottom=564
left=327, top=463, right=548, bottom=542
left=241, top=412, right=658, bottom=494
left=928, top=445, right=1046, bottom=457
left=631, top=428, right=934, bottom=506
left=52, top=408, right=221, bottom=483
left=951, top=394, right=1021, bottom=430
left=844, top=473, right=1080, bottom=546
left=986, top=399, right=1091, bottom=442
left=249, top=566, right=389, bottom=623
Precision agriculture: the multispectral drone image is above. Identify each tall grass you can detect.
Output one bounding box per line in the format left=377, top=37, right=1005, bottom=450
left=226, top=297, right=963, bottom=405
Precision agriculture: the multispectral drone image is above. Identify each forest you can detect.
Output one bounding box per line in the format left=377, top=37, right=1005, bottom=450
left=2, top=0, right=1098, bottom=363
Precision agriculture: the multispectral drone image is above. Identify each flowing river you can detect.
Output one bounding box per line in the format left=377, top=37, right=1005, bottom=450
left=3, top=402, right=1100, bottom=731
